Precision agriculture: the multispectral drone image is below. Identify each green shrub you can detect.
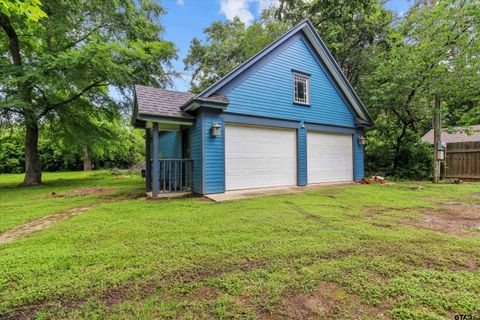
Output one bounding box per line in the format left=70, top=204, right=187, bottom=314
left=365, top=131, right=433, bottom=180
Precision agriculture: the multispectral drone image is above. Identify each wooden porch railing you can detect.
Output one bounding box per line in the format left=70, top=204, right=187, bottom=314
left=157, top=159, right=193, bottom=193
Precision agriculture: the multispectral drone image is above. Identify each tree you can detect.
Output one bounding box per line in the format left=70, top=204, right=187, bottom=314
left=360, top=0, right=480, bottom=175
left=184, top=18, right=287, bottom=93
left=0, top=0, right=177, bottom=185
left=47, top=111, right=144, bottom=171
left=0, top=119, right=145, bottom=174
left=274, top=0, right=393, bottom=88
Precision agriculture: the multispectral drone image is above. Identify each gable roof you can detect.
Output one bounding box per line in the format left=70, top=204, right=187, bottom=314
left=134, top=20, right=372, bottom=126
left=135, top=85, right=195, bottom=119
left=192, top=19, right=373, bottom=125
left=422, top=125, right=480, bottom=144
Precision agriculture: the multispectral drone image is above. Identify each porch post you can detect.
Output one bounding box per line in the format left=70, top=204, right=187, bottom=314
left=145, top=128, right=152, bottom=192
left=152, top=123, right=160, bottom=197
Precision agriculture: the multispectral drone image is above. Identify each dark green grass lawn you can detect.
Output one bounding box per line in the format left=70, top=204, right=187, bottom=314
left=0, top=171, right=479, bottom=319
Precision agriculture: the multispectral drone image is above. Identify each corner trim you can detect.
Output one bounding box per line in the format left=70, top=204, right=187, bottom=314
left=352, top=134, right=356, bottom=182
left=223, top=120, right=226, bottom=193
left=200, top=114, right=206, bottom=195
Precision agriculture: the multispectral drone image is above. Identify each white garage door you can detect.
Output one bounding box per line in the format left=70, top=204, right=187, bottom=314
left=225, top=125, right=296, bottom=191
left=307, top=132, right=353, bottom=183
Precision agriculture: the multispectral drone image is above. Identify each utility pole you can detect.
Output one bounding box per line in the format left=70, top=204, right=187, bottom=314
left=432, top=93, right=441, bottom=183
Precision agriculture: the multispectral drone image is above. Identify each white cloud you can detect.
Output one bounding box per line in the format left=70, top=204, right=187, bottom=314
left=176, top=0, right=185, bottom=6
left=258, top=0, right=279, bottom=14
left=220, top=0, right=254, bottom=25
left=219, top=0, right=279, bottom=25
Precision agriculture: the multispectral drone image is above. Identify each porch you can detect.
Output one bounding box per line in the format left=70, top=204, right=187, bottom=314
left=144, top=123, right=194, bottom=198
left=145, top=159, right=193, bottom=198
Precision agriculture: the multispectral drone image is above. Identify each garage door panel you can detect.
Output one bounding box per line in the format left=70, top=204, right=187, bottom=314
left=225, top=125, right=296, bottom=191
left=307, top=132, right=353, bottom=183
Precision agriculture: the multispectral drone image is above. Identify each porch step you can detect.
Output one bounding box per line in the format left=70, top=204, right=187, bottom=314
left=146, top=191, right=192, bottom=200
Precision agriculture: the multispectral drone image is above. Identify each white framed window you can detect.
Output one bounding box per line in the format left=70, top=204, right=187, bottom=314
left=293, top=73, right=309, bottom=105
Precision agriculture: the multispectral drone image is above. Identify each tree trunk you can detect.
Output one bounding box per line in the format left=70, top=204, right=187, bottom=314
left=23, top=118, right=42, bottom=186
left=1, top=13, right=41, bottom=185
left=393, top=121, right=408, bottom=170
left=83, top=146, right=92, bottom=171
left=432, top=94, right=441, bottom=183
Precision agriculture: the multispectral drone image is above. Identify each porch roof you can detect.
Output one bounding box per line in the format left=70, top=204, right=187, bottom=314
left=134, top=85, right=195, bottom=119
left=132, top=85, right=229, bottom=127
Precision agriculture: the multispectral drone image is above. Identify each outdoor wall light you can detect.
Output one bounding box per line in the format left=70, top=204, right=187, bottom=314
left=211, top=122, right=221, bottom=137
left=359, top=136, right=367, bottom=145
left=437, top=142, right=445, bottom=161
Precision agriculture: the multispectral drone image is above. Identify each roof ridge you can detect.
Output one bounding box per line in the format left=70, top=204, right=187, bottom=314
left=134, top=84, right=195, bottom=96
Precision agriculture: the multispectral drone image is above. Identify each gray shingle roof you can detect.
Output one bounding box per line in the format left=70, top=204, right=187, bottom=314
left=134, top=85, right=229, bottom=120
left=134, top=85, right=195, bottom=119
left=421, top=125, right=480, bottom=144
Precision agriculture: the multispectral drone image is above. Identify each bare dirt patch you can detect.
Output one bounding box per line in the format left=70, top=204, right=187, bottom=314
left=0, top=206, right=93, bottom=245
left=272, top=281, right=388, bottom=320
left=184, top=285, right=221, bottom=302
left=104, top=260, right=269, bottom=307
left=50, top=187, right=115, bottom=198
left=405, top=203, right=480, bottom=236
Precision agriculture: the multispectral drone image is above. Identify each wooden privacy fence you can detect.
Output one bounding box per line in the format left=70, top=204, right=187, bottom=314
left=445, top=141, right=480, bottom=180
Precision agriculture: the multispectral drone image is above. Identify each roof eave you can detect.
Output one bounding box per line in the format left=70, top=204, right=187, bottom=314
left=355, top=117, right=374, bottom=128
left=182, top=99, right=229, bottom=112
left=301, top=21, right=373, bottom=124
left=137, top=112, right=195, bottom=123
left=131, top=88, right=140, bottom=126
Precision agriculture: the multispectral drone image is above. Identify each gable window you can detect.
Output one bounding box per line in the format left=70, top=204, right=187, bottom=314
left=293, top=73, right=309, bottom=105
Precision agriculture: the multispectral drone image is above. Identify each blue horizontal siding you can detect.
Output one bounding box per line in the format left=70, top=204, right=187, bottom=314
left=353, top=131, right=365, bottom=181
left=203, top=116, right=225, bottom=194
left=189, top=120, right=203, bottom=194
left=158, top=131, right=182, bottom=159
left=297, top=127, right=307, bottom=186
left=224, top=36, right=355, bottom=127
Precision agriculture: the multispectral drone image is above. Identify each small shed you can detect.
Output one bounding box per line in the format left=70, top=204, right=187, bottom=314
left=421, top=125, right=480, bottom=180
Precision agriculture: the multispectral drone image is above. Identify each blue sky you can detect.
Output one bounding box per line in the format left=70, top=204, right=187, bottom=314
left=160, top=0, right=412, bottom=92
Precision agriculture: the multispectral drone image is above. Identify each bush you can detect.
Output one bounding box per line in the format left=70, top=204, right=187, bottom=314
left=365, top=130, right=433, bottom=180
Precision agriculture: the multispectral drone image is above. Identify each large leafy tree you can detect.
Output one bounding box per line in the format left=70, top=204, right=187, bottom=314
left=360, top=0, right=480, bottom=174
left=0, top=0, right=177, bottom=185
left=274, top=0, right=393, bottom=88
